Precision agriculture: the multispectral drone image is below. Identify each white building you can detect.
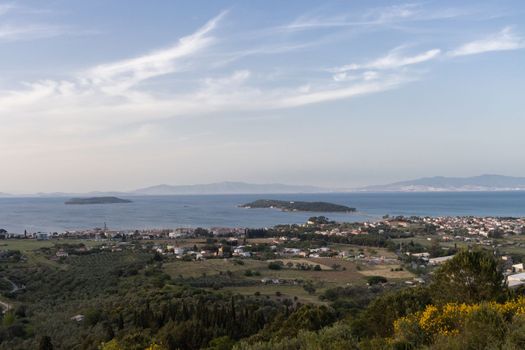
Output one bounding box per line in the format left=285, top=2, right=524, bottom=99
left=507, top=272, right=525, bottom=288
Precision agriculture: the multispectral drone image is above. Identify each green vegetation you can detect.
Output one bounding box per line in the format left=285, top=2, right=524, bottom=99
left=64, top=197, right=132, bottom=205
left=2, top=229, right=525, bottom=350
left=240, top=200, right=355, bottom=212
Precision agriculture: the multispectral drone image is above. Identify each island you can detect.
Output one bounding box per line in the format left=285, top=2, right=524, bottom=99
left=65, top=196, right=132, bottom=205
left=239, top=199, right=355, bottom=212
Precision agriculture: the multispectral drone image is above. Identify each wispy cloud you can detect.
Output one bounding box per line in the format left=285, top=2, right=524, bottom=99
left=84, top=11, right=227, bottom=94
left=0, top=2, right=90, bottom=42
left=0, top=23, right=68, bottom=41
left=333, top=47, right=441, bottom=73
left=449, top=27, right=525, bottom=57
left=276, top=74, right=410, bottom=108
left=281, top=3, right=472, bottom=32
left=1, top=8, right=521, bottom=159
left=363, top=3, right=420, bottom=23
left=0, top=9, right=421, bottom=157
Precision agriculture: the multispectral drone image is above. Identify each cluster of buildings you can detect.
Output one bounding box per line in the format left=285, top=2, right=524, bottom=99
left=0, top=226, right=248, bottom=241
left=410, top=216, right=525, bottom=237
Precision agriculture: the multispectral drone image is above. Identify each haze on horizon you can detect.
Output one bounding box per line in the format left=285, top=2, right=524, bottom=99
left=1, top=0, right=524, bottom=194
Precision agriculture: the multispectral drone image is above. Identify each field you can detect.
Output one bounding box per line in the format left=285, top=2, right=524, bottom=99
left=0, top=238, right=103, bottom=268
left=0, top=238, right=101, bottom=251
left=163, top=258, right=269, bottom=278
left=163, top=255, right=415, bottom=303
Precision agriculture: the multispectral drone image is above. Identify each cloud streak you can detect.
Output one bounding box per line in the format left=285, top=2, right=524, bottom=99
left=281, top=3, right=473, bottom=32
left=85, top=11, right=228, bottom=94
left=333, top=47, right=441, bottom=73
left=0, top=8, right=523, bottom=162
left=0, top=23, right=70, bottom=41
left=449, top=27, right=524, bottom=57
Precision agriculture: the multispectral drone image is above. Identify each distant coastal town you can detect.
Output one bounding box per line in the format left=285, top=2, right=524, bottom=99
left=3, top=214, right=525, bottom=288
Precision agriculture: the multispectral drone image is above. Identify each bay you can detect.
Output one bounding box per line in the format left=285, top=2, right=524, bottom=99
left=0, top=191, right=524, bottom=233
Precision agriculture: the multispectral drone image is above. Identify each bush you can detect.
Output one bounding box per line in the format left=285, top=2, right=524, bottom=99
left=268, top=261, right=283, bottom=270
left=366, top=276, right=387, bottom=285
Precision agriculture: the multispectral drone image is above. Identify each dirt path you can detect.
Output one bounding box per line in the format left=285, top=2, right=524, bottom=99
left=1, top=277, right=24, bottom=313
left=0, top=299, right=10, bottom=313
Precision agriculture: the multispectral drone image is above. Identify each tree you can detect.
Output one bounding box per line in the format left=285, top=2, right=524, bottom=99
left=430, top=249, right=505, bottom=305
left=303, top=282, right=316, bottom=295
left=268, top=261, right=283, bottom=270
left=366, top=276, right=387, bottom=285
left=429, top=239, right=441, bottom=258
left=206, top=336, right=235, bottom=350
left=353, top=287, right=432, bottom=338
left=39, top=336, right=54, bottom=350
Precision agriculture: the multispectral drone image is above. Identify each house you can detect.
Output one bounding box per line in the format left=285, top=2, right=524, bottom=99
left=428, top=255, right=455, bottom=266
left=512, top=263, right=524, bottom=273
left=56, top=250, right=69, bottom=258
left=173, top=247, right=185, bottom=256
left=37, top=232, right=49, bottom=240
left=507, top=272, right=525, bottom=288
left=70, top=314, right=85, bottom=322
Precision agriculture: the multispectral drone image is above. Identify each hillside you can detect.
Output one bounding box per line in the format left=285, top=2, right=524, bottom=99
left=360, top=175, right=525, bottom=192
left=240, top=199, right=356, bottom=212
left=65, top=196, right=132, bottom=205
left=132, top=181, right=328, bottom=195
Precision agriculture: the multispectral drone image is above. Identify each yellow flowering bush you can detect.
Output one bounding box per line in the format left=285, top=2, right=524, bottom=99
left=393, top=297, right=525, bottom=346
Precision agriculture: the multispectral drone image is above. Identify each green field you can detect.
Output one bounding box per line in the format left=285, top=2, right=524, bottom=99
left=0, top=239, right=104, bottom=268
left=0, top=238, right=102, bottom=251
left=163, top=255, right=415, bottom=304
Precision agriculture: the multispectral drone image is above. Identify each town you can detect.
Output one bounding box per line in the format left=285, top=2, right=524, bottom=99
left=3, top=215, right=525, bottom=290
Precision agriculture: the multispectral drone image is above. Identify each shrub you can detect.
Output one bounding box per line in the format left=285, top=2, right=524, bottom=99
left=268, top=261, right=283, bottom=270
left=366, top=276, right=387, bottom=285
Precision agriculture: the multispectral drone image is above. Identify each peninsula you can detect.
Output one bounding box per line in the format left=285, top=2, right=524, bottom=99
left=65, top=196, right=132, bottom=205
left=240, top=199, right=355, bottom=212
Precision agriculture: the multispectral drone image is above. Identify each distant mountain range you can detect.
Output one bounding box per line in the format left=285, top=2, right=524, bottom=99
left=0, top=182, right=329, bottom=197
left=2, top=176, right=525, bottom=197
left=132, top=182, right=328, bottom=195
left=359, top=175, right=525, bottom=192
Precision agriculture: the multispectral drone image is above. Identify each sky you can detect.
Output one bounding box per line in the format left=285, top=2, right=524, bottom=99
left=1, top=0, right=524, bottom=193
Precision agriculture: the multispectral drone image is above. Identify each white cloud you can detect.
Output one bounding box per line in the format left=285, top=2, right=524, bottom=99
left=0, top=10, right=427, bottom=164
left=332, top=71, right=379, bottom=82
left=281, top=3, right=472, bottom=32
left=449, top=27, right=524, bottom=57
left=0, top=23, right=68, bottom=41
left=284, top=4, right=419, bottom=31
left=333, top=47, right=441, bottom=73
left=277, top=75, right=408, bottom=108
left=364, top=3, right=420, bottom=23
left=85, top=11, right=227, bottom=94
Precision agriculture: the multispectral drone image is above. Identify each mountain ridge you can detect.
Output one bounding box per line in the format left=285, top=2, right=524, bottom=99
left=132, top=181, right=329, bottom=195
left=4, top=176, right=525, bottom=196
left=359, top=174, right=525, bottom=192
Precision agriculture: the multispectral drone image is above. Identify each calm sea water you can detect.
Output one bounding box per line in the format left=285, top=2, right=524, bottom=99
left=1, top=192, right=525, bottom=233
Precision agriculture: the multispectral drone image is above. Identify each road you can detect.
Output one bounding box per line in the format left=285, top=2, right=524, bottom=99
left=0, top=277, right=24, bottom=314
left=0, top=299, right=10, bottom=313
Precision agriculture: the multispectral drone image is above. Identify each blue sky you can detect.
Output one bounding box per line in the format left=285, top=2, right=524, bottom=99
left=1, top=0, right=524, bottom=193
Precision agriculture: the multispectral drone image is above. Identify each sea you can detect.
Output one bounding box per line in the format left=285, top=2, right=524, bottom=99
left=1, top=192, right=525, bottom=233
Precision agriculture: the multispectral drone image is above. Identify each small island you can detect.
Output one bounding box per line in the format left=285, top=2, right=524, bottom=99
left=239, top=199, right=355, bottom=213
left=65, top=197, right=132, bottom=205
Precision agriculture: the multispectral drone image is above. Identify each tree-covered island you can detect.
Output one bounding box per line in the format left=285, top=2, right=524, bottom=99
left=65, top=197, right=132, bottom=205
left=239, top=199, right=356, bottom=212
